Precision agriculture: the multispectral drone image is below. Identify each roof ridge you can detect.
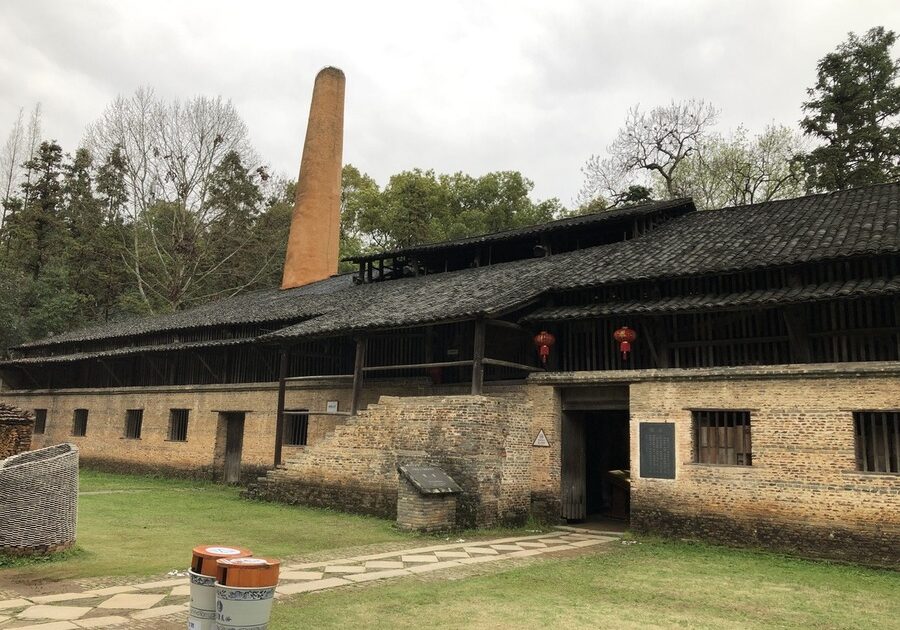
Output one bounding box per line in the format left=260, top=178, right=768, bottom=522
left=701, top=180, right=900, bottom=215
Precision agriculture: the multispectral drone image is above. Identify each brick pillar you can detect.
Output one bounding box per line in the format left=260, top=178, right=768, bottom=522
left=282, top=66, right=345, bottom=290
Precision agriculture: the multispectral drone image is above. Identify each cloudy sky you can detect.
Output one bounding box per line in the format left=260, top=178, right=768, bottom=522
left=1, top=1, right=897, bottom=205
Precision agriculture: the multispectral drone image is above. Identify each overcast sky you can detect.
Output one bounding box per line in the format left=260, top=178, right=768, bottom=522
left=1, top=1, right=898, bottom=205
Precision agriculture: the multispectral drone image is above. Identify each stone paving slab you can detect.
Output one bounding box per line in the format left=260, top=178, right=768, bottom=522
left=14, top=622, right=79, bottom=630
left=346, top=568, right=411, bottom=583
left=82, top=587, right=137, bottom=597
left=400, top=554, right=440, bottom=563
left=279, top=570, right=324, bottom=581
left=73, top=617, right=130, bottom=628
left=463, top=546, right=499, bottom=555
left=323, top=565, right=366, bottom=574
left=1, top=527, right=621, bottom=629
left=131, top=604, right=187, bottom=619
left=434, top=551, right=469, bottom=559
left=95, top=593, right=165, bottom=610
left=28, top=594, right=96, bottom=605
left=18, top=605, right=92, bottom=621
left=364, top=560, right=404, bottom=570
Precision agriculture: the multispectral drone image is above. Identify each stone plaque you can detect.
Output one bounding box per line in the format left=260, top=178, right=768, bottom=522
left=397, top=464, right=462, bottom=494
left=639, top=422, right=675, bottom=479
left=532, top=429, right=550, bottom=447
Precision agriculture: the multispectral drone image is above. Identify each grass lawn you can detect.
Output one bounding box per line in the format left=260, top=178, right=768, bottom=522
left=0, top=469, right=416, bottom=584
left=270, top=538, right=900, bottom=630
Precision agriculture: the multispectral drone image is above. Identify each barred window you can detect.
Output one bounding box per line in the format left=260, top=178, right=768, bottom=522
left=169, top=409, right=190, bottom=442
left=693, top=410, right=752, bottom=466
left=284, top=410, right=309, bottom=446
left=33, top=409, right=47, bottom=434
left=73, top=409, right=88, bottom=436
left=854, top=412, right=899, bottom=474
left=124, top=409, right=143, bottom=439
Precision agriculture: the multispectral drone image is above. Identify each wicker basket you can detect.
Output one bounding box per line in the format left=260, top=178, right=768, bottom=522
left=0, top=443, right=79, bottom=555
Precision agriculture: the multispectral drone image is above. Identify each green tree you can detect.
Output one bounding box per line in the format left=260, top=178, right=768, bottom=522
left=62, top=147, right=131, bottom=321
left=7, top=141, right=67, bottom=279
left=675, top=125, right=807, bottom=209
left=343, top=167, right=564, bottom=253
left=802, top=27, right=900, bottom=190
left=339, top=165, right=380, bottom=267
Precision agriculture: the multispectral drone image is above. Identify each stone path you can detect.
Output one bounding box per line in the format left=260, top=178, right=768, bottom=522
left=0, top=528, right=619, bottom=629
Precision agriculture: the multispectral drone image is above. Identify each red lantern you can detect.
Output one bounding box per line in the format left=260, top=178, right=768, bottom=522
left=533, top=331, right=556, bottom=365
left=613, top=326, right=637, bottom=360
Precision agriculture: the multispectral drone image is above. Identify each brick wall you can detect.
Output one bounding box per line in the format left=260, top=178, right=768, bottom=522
left=253, top=394, right=534, bottom=528
left=0, top=381, right=562, bottom=520
left=0, top=379, right=426, bottom=479
left=0, top=403, right=34, bottom=458
left=625, top=372, right=900, bottom=567
left=396, top=477, right=458, bottom=532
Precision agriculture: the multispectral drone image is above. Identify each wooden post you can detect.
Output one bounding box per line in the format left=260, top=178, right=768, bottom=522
left=471, top=318, right=485, bottom=395
left=274, top=349, right=288, bottom=467
left=350, top=337, right=367, bottom=415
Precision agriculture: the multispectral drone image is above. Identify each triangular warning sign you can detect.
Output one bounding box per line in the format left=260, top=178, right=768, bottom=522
left=532, top=429, right=550, bottom=447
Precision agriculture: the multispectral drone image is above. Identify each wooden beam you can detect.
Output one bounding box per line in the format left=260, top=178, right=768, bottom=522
left=486, top=319, right=530, bottom=334
left=285, top=374, right=353, bottom=382
left=350, top=337, right=367, bottom=416
left=482, top=357, right=544, bottom=372
left=145, top=355, right=166, bottom=382
left=363, top=360, right=473, bottom=372
left=194, top=352, right=220, bottom=382
left=274, top=349, right=288, bottom=467
left=472, top=318, right=486, bottom=395
left=98, top=359, right=122, bottom=387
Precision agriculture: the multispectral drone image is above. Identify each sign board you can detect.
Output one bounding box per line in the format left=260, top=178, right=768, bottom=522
left=326, top=400, right=339, bottom=413
left=532, top=429, right=550, bottom=447
left=397, top=464, right=462, bottom=494
left=639, top=422, right=675, bottom=479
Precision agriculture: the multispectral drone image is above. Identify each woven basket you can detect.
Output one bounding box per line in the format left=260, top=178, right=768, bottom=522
left=0, top=443, right=79, bottom=554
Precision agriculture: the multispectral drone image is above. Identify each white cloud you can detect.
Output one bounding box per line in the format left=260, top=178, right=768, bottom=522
left=1, top=0, right=897, bottom=206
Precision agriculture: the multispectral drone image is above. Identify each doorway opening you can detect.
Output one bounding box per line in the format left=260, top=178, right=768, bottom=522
left=215, top=412, right=245, bottom=483
left=561, top=409, right=630, bottom=523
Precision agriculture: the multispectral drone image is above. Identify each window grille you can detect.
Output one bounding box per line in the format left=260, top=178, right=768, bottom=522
left=124, top=409, right=143, bottom=439
left=284, top=410, right=309, bottom=446
left=854, top=411, right=899, bottom=473
left=693, top=410, right=752, bottom=465
left=72, top=409, right=88, bottom=436
left=169, top=409, right=189, bottom=442
left=33, top=409, right=47, bottom=434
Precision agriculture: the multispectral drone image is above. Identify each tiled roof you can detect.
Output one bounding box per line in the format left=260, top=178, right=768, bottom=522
left=552, top=182, right=900, bottom=290
left=14, top=182, right=900, bottom=352
left=523, top=276, right=900, bottom=321
left=343, top=198, right=694, bottom=262
left=18, top=274, right=353, bottom=349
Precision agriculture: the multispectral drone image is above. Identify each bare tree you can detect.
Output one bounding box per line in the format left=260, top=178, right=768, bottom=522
left=85, top=88, right=262, bottom=311
left=21, top=104, right=43, bottom=211
left=0, top=108, right=25, bottom=228
left=675, top=124, right=808, bottom=209
left=578, top=99, right=718, bottom=205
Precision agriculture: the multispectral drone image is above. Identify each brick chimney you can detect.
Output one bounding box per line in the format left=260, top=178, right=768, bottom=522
left=281, top=66, right=345, bottom=289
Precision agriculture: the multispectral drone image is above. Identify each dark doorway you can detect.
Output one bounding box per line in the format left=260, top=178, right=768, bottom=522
left=561, top=410, right=630, bottom=522
left=221, top=412, right=245, bottom=483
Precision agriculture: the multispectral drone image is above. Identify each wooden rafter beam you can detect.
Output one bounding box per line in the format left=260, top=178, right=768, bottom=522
left=194, top=352, right=219, bottom=382
left=98, top=359, right=122, bottom=387
left=482, top=357, right=544, bottom=372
